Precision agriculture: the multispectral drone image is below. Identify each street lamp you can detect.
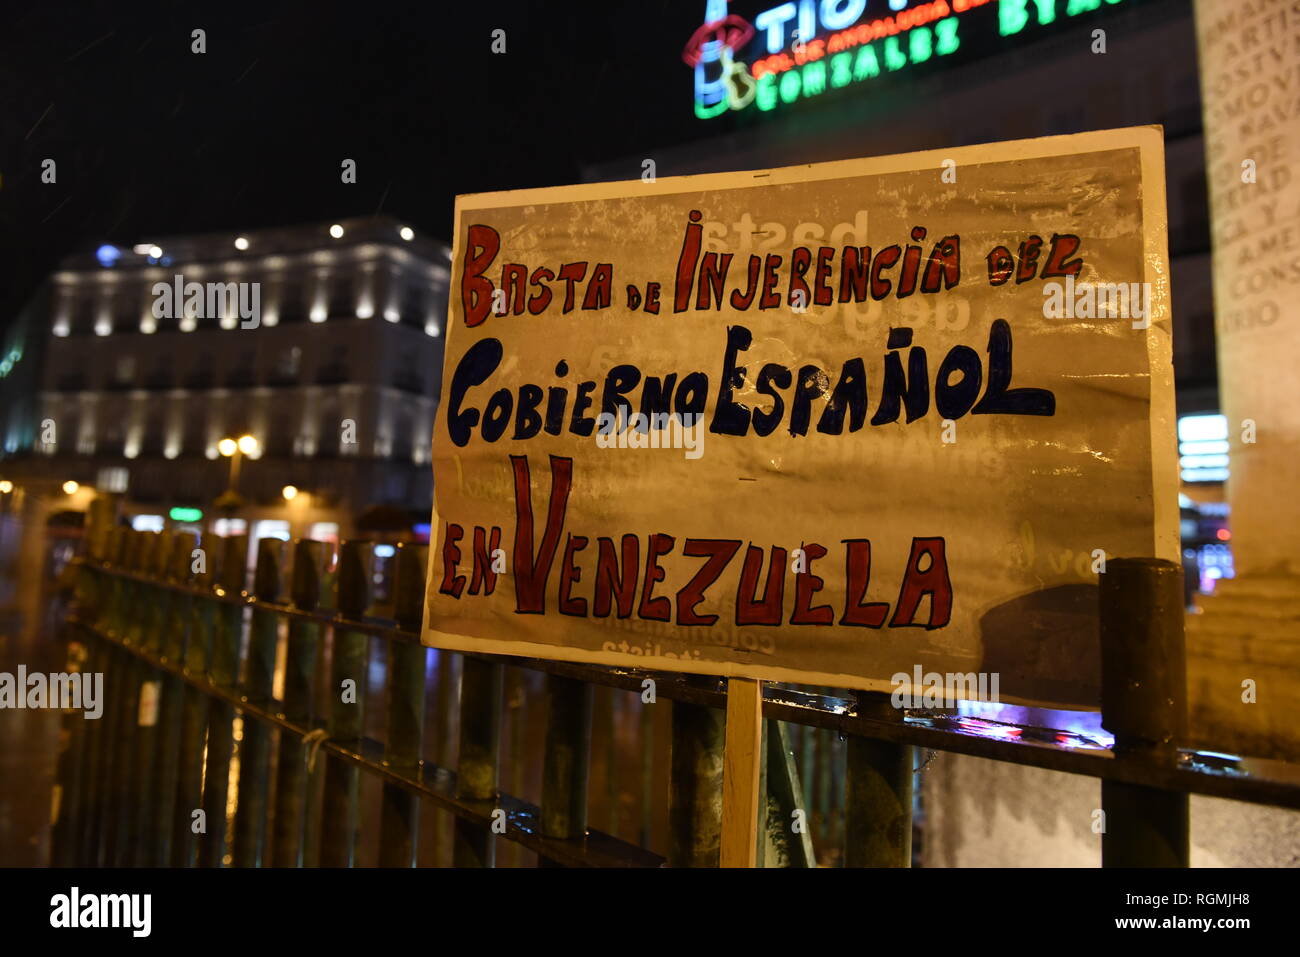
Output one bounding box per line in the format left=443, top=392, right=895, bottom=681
left=216, top=434, right=259, bottom=508
left=62, top=480, right=79, bottom=495
left=282, top=484, right=298, bottom=501
left=0, top=480, right=12, bottom=494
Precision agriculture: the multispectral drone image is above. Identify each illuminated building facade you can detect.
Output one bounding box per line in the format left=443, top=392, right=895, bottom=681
left=13, top=216, right=449, bottom=541
left=0, top=286, right=47, bottom=461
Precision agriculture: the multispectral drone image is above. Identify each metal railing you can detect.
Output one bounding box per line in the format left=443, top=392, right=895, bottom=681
left=48, top=524, right=1300, bottom=867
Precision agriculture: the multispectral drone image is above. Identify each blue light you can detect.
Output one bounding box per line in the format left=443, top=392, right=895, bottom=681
left=96, top=245, right=121, bottom=267
left=756, top=2, right=797, bottom=53
left=374, top=544, right=396, bottom=558
left=822, top=0, right=866, bottom=30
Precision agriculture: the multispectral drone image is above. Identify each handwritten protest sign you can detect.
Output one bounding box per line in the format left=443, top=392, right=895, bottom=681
left=422, top=127, right=1176, bottom=709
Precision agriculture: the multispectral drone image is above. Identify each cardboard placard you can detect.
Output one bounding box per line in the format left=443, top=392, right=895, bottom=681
left=422, top=127, right=1175, bottom=709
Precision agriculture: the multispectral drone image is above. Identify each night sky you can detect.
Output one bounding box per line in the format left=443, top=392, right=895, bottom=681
left=1, top=0, right=707, bottom=331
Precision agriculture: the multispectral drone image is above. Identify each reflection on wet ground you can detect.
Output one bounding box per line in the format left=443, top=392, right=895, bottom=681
left=0, top=606, right=63, bottom=866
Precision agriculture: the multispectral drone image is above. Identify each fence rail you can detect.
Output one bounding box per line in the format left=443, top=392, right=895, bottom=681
left=48, top=524, right=1300, bottom=868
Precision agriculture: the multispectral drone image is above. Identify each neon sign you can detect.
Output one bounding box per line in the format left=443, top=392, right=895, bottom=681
left=685, top=0, right=1135, bottom=119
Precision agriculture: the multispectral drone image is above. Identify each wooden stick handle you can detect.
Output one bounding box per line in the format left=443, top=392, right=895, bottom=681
left=720, top=677, right=764, bottom=868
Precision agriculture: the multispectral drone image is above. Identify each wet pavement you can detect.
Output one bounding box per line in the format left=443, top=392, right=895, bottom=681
left=0, top=607, right=63, bottom=866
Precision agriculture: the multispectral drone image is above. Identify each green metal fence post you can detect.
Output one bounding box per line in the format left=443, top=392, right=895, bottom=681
left=301, top=553, right=337, bottom=869
left=93, top=527, right=132, bottom=865
left=105, top=526, right=130, bottom=635
left=140, top=530, right=175, bottom=656
left=198, top=533, right=247, bottom=868
left=668, top=674, right=725, bottom=868
left=49, top=628, right=91, bottom=865
left=56, top=502, right=109, bottom=864
left=431, top=648, right=455, bottom=863
left=378, top=542, right=429, bottom=867
left=271, top=538, right=325, bottom=867
left=122, top=530, right=157, bottom=644
left=70, top=536, right=111, bottom=865
left=109, top=529, right=155, bottom=866
left=762, top=719, right=817, bottom=867
left=1100, top=557, right=1189, bottom=867
left=172, top=531, right=215, bottom=866
left=74, top=510, right=117, bottom=862
left=454, top=653, right=503, bottom=867
left=129, top=530, right=173, bottom=866
left=845, top=691, right=913, bottom=868
left=319, top=539, right=371, bottom=867
left=145, top=532, right=196, bottom=866
left=539, top=674, right=593, bottom=866
left=232, top=537, right=284, bottom=867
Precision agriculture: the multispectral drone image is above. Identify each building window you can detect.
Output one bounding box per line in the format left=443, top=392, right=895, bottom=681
left=316, top=401, right=340, bottom=456
left=394, top=354, right=423, bottom=394
left=225, top=351, right=255, bottom=388
left=401, top=282, right=424, bottom=326
left=145, top=362, right=172, bottom=390
left=329, top=275, right=354, bottom=318
left=74, top=295, right=94, bottom=335
left=268, top=346, right=302, bottom=387
left=316, top=345, right=349, bottom=385
left=101, top=415, right=124, bottom=452
left=96, top=467, right=129, bottom=493
left=393, top=409, right=413, bottom=460
left=278, top=277, right=305, bottom=323
left=185, top=355, right=214, bottom=390
left=140, top=407, right=164, bottom=456
left=115, top=285, right=140, bottom=328
left=267, top=406, right=293, bottom=457
left=112, top=355, right=137, bottom=389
